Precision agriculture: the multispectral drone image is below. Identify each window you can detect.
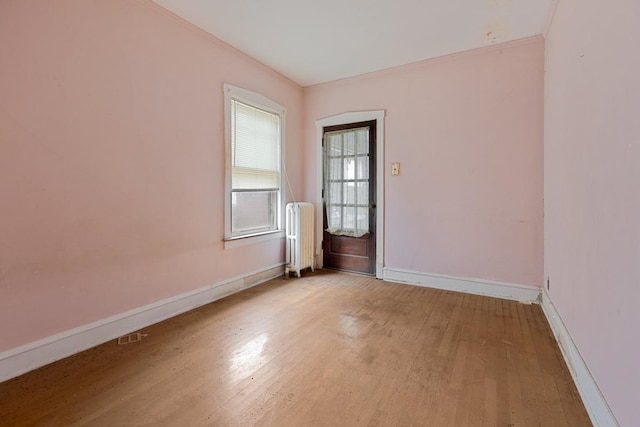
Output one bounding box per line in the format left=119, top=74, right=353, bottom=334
left=323, top=124, right=372, bottom=237
left=224, top=84, right=286, bottom=245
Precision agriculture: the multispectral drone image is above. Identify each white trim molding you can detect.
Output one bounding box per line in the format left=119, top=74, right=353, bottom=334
left=0, top=264, right=285, bottom=383
left=540, top=288, right=619, bottom=427
left=383, top=267, right=541, bottom=303
left=315, top=110, right=386, bottom=279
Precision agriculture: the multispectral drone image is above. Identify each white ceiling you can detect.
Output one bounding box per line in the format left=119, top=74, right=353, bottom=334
left=152, top=0, right=552, bottom=87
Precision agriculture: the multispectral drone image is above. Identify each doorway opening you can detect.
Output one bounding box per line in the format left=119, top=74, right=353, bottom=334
left=315, top=111, right=385, bottom=278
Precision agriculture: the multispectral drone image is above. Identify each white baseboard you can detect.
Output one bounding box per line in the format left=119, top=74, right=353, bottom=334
left=0, top=263, right=285, bottom=384
left=540, top=288, right=618, bottom=426
left=382, top=267, right=541, bottom=303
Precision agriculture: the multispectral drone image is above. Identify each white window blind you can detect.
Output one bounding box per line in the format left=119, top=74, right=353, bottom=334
left=231, top=100, right=280, bottom=191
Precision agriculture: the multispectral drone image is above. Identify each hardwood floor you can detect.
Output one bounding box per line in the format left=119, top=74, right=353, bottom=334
left=0, top=270, right=591, bottom=426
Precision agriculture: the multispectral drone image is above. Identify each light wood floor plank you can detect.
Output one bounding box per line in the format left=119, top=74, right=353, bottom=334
left=0, top=270, right=590, bottom=426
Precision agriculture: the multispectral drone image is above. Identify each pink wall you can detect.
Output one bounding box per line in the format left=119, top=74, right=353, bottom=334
left=0, top=0, right=303, bottom=352
left=304, top=38, right=544, bottom=287
left=544, top=0, right=640, bottom=424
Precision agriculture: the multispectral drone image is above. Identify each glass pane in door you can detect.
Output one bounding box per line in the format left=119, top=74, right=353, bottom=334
left=323, top=127, right=370, bottom=237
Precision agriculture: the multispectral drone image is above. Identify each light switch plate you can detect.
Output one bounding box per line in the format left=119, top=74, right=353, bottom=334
left=391, top=162, right=401, bottom=176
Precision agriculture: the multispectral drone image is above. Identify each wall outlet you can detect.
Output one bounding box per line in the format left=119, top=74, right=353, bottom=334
left=391, top=162, right=400, bottom=176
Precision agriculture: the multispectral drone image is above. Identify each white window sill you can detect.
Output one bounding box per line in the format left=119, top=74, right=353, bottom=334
left=224, top=230, right=285, bottom=249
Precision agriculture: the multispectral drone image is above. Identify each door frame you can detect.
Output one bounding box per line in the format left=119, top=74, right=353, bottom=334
left=315, top=110, right=385, bottom=278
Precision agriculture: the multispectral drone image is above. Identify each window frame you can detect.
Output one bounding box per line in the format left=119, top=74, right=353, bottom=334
left=223, top=83, right=286, bottom=248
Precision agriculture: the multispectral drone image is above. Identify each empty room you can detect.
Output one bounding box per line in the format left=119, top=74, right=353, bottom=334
left=0, top=0, right=637, bottom=425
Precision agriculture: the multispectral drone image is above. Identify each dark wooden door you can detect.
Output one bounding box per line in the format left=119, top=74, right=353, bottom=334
left=322, top=121, right=376, bottom=275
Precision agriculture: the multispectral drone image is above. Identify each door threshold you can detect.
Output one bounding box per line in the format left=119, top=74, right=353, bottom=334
left=321, top=267, right=376, bottom=278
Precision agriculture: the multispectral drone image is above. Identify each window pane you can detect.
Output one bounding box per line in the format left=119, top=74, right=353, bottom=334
left=328, top=159, right=342, bottom=180
left=344, top=182, right=355, bottom=204
left=343, top=158, right=355, bottom=180
left=325, top=134, right=342, bottom=155
left=357, top=207, right=369, bottom=232
left=328, top=205, right=341, bottom=230
left=356, top=156, right=368, bottom=180
left=232, top=191, right=276, bottom=234
left=329, top=182, right=342, bottom=204
left=343, top=133, right=355, bottom=155
left=356, top=182, right=369, bottom=205
left=356, top=130, right=369, bottom=155
left=342, top=206, right=356, bottom=230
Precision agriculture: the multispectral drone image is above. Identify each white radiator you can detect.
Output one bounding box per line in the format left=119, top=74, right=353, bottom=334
left=285, top=202, right=315, bottom=277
